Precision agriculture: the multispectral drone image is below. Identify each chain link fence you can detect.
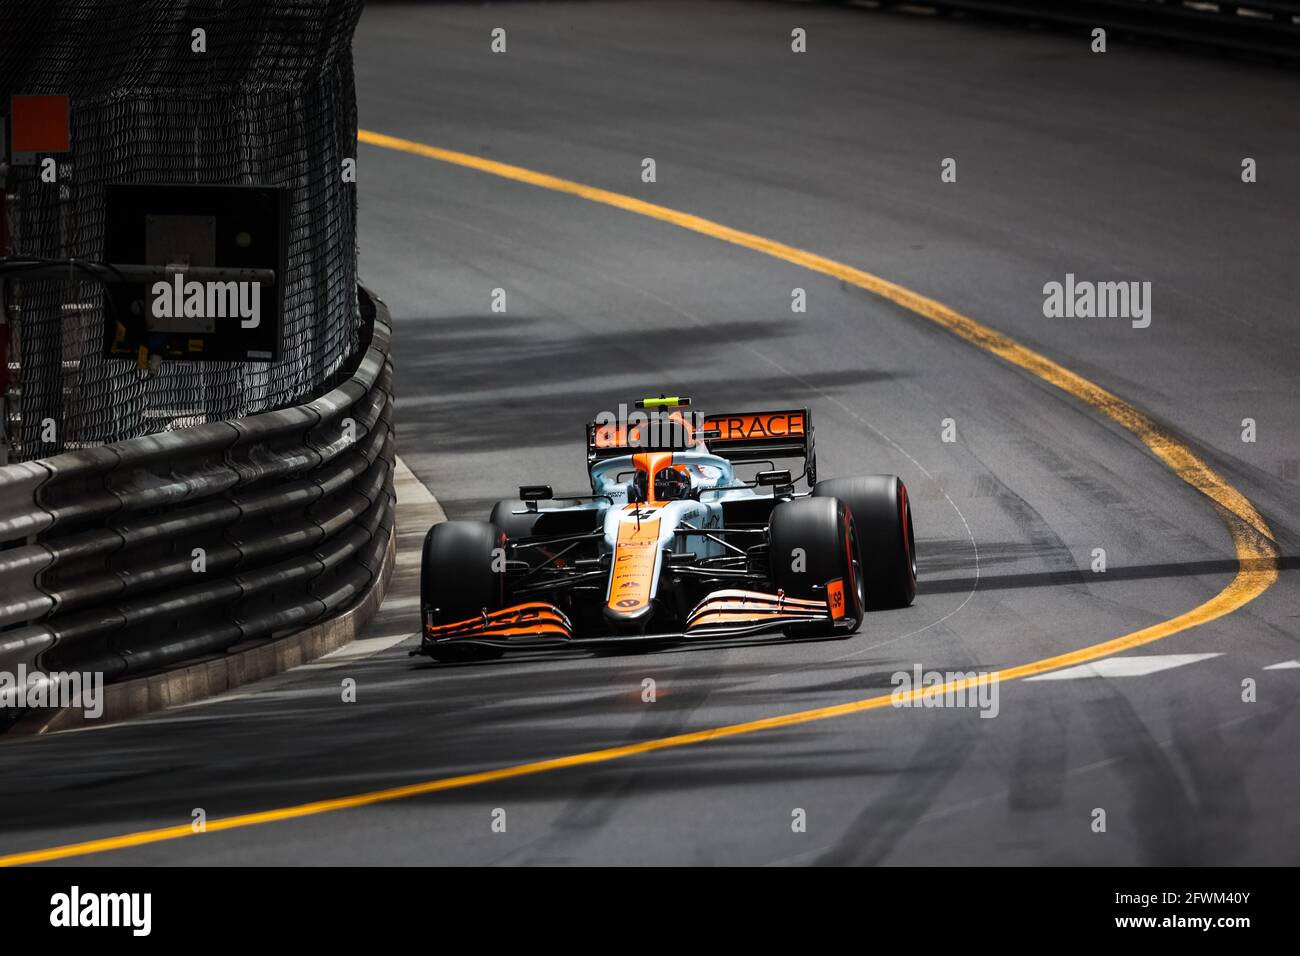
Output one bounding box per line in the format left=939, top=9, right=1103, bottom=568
left=0, top=0, right=364, bottom=461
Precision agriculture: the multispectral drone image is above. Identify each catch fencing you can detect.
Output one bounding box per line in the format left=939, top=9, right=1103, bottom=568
left=1, top=0, right=365, bottom=460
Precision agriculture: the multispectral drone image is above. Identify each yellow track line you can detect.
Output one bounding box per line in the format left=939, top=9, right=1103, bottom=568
left=0, top=132, right=1276, bottom=867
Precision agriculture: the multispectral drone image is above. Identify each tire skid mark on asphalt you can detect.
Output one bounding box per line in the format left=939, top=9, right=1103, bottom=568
left=0, top=133, right=1278, bottom=866
left=1081, top=693, right=1201, bottom=865
left=912, top=699, right=1289, bottom=839
left=488, top=655, right=730, bottom=866
left=814, top=700, right=979, bottom=866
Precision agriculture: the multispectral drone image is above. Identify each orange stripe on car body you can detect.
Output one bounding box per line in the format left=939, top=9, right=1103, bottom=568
left=426, top=603, right=567, bottom=630
left=607, top=505, right=662, bottom=617
left=686, top=601, right=822, bottom=622
left=688, top=610, right=824, bottom=627
left=426, top=602, right=572, bottom=639
left=463, top=623, right=571, bottom=638
left=427, top=615, right=569, bottom=636
left=690, top=589, right=825, bottom=609
left=633, top=451, right=677, bottom=504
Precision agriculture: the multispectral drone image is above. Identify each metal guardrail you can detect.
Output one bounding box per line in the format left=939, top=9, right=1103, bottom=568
left=912, top=0, right=1300, bottom=61
left=0, top=285, right=394, bottom=685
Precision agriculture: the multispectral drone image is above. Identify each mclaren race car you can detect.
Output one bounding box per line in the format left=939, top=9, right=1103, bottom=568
left=417, top=397, right=916, bottom=661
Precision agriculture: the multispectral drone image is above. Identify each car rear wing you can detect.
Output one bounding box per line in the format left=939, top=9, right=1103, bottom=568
left=701, top=409, right=815, bottom=478
left=587, top=406, right=817, bottom=483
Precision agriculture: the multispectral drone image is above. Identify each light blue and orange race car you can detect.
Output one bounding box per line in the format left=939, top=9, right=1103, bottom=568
left=417, top=397, right=916, bottom=661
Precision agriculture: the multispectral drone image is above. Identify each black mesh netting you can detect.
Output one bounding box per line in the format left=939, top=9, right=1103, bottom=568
left=0, top=0, right=364, bottom=459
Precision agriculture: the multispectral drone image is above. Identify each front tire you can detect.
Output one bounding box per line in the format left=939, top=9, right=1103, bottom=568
left=768, top=497, right=864, bottom=635
left=813, top=476, right=916, bottom=609
left=420, top=520, right=506, bottom=662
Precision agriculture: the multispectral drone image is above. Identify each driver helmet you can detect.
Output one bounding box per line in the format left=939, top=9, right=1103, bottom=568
left=654, top=465, right=692, bottom=501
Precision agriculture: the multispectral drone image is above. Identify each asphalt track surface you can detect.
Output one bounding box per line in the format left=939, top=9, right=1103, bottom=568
left=1, top=1, right=1298, bottom=865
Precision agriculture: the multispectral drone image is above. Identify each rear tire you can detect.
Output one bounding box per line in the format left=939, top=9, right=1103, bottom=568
left=813, top=476, right=916, bottom=609
left=420, top=520, right=506, bottom=662
left=768, top=497, right=864, bottom=635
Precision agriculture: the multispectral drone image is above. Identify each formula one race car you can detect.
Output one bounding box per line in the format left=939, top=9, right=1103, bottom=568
left=417, top=397, right=916, bottom=661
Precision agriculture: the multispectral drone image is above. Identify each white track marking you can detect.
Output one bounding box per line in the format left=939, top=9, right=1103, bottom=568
left=394, top=454, right=445, bottom=516
left=1024, top=652, right=1222, bottom=681
left=1263, top=660, right=1300, bottom=670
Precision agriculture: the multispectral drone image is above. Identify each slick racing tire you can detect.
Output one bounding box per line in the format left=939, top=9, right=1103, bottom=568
left=420, top=520, right=506, bottom=663
left=813, top=475, right=916, bottom=609
left=768, top=496, right=865, bottom=635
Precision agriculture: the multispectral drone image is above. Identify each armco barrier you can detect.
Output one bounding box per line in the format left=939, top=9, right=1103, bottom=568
left=0, top=285, right=394, bottom=700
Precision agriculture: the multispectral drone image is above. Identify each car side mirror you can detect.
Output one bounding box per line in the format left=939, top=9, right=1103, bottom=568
left=518, top=485, right=553, bottom=511
left=755, top=470, right=792, bottom=487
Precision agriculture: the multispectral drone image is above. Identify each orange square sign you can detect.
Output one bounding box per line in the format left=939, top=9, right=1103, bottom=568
left=826, top=578, right=847, bottom=620
left=11, top=95, right=70, bottom=153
